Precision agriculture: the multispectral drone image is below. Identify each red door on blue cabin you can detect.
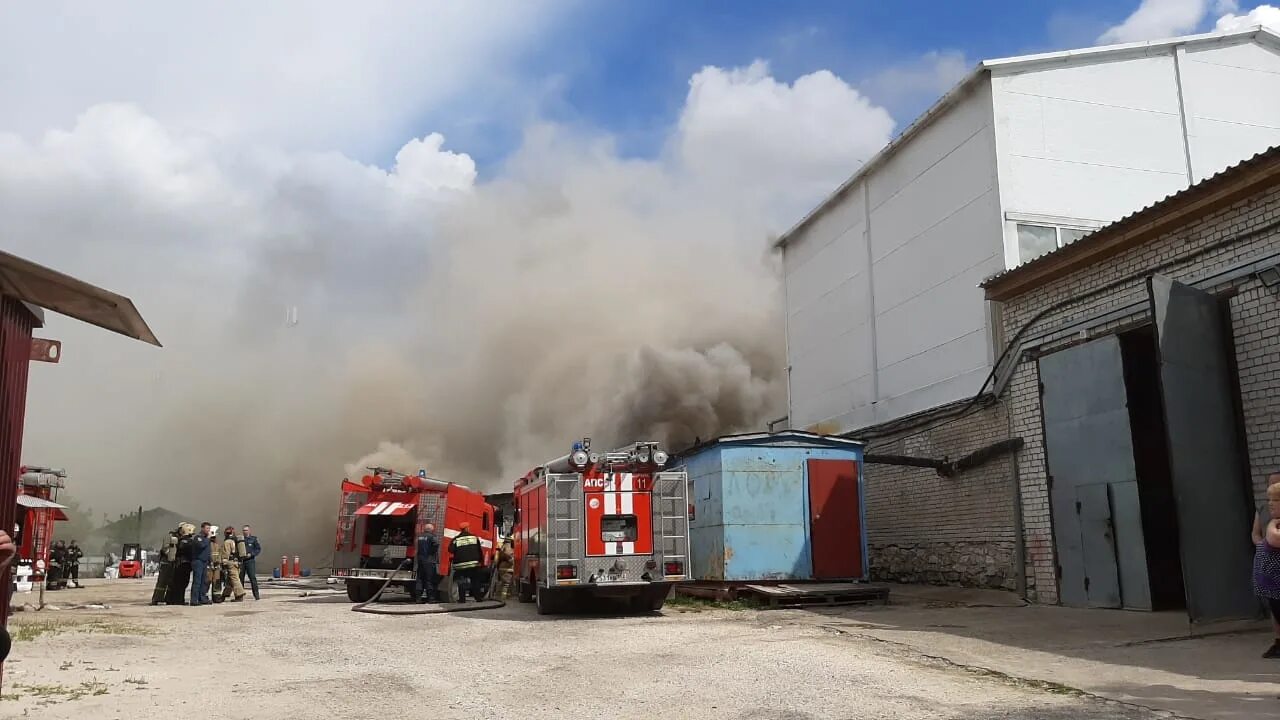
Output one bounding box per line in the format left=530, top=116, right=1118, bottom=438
left=807, top=459, right=861, bottom=579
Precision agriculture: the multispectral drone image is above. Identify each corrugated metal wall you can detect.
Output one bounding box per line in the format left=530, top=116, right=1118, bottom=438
left=0, top=296, right=34, bottom=682
left=685, top=442, right=867, bottom=583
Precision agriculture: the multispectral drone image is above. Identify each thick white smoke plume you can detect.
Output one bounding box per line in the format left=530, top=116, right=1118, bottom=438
left=10, top=62, right=893, bottom=558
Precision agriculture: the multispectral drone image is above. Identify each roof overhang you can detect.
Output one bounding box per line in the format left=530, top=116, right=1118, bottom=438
left=682, top=430, right=866, bottom=457
left=773, top=26, right=1280, bottom=252
left=0, top=250, right=160, bottom=346
left=982, top=146, right=1280, bottom=302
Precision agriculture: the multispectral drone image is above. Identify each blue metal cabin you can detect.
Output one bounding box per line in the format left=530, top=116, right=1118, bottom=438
left=678, top=432, right=866, bottom=583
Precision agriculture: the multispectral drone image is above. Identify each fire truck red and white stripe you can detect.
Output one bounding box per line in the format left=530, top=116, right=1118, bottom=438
left=355, top=501, right=416, bottom=516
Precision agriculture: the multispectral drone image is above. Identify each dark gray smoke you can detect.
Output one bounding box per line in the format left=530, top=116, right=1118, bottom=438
left=10, top=60, right=893, bottom=560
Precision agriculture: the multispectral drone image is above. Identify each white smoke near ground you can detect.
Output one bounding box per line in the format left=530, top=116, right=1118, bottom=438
left=10, top=62, right=893, bottom=560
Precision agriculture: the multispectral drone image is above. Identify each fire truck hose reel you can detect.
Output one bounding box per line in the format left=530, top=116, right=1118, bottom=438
left=349, top=561, right=505, bottom=615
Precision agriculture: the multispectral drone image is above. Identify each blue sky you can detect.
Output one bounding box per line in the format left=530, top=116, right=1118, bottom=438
left=413, top=0, right=1173, bottom=172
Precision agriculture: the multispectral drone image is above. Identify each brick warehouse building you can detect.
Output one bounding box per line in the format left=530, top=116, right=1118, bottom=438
left=980, top=146, right=1280, bottom=620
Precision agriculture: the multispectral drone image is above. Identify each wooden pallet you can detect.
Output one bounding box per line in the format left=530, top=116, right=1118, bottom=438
left=738, top=583, right=890, bottom=609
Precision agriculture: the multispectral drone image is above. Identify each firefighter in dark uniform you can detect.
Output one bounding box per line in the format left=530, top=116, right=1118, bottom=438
left=167, top=523, right=195, bottom=604
left=47, top=540, right=67, bottom=590
left=448, top=522, right=484, bottom=603
left=66, top=540, right=83, bottom=588
left=414, top=523, right=440, bottom=604
left=151, top=526, right=182, bottom=605
left=190, top=522, right=212, bottom=606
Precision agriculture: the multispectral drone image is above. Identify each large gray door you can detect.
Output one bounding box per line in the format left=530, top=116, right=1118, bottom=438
left=1148, top=275, right=1257, bottom=623
left=1040, top=335, right=1152, bottom=610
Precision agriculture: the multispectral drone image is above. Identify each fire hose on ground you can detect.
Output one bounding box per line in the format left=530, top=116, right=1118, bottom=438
left=349, top=559, right=505, bottom=615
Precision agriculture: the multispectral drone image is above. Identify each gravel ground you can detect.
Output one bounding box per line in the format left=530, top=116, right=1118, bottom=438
left=1, top=580, right=1159, bottom=720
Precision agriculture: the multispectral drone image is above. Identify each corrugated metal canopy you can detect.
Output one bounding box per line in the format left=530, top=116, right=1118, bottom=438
left=0, top=250, right=160, bottom=346
left=15, top=495, right=66, bottom=510
left=16, top=494, right=69, bottom=521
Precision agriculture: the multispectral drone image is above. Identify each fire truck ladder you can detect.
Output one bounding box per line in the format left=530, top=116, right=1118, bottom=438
left=547, top=474, right=582, bottom=574
left=654, top=472, right=690, bottom=576
left=335, top=492, right=362, bottom=550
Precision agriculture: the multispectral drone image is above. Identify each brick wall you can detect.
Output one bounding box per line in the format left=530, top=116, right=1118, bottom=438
left=862, top=400, right=1021, bottom=592
left=1000, top=185, right=1280, bottom=601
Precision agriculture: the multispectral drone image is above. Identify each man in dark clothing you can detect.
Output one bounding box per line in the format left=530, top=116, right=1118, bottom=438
left=48, top=541, right=67, bottom=590
left=190, top=522, right=212, bottom=606
left=414, top=523, right=440, bottom=603
left=66, top=540, right=83, bottom=588
left=448, top=522, right=484, bottom=603
left=239, top=525, right=262, bottom=600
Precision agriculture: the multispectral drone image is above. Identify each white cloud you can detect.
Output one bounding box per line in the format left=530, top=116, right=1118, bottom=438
left=1098, top=0, right=1211, bottom=43
left=9, top=59, right=894, bottom=558
left=676, top=60, right=894, bottom=224
left=1215, top=3, right=1280, bottom=29
left=0, top=2, right=572, bottom=157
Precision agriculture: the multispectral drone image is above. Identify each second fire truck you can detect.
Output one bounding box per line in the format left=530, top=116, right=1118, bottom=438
left=331, top=467, right=500, bottom=603
left=513, top=439, right=691, bottom=615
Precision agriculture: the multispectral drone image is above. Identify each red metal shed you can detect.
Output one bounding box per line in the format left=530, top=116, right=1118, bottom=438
left=0, top=250, right=158, bottom=683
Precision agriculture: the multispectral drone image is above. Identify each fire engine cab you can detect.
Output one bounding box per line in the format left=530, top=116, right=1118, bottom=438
left=513, top=439, right=691, bottom=615
left=331, top=467, right=499, bottom=603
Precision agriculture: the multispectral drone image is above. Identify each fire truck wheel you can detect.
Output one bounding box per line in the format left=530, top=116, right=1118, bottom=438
left=535, top=586, right=560, bottom=615
left=345, top=580, right=374, bottom=603
left=517, top=579, right=534, bottom=604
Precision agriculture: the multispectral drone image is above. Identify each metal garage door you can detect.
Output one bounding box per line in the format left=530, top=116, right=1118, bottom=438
left=1148, top=275, right=1257, bottom=623
left=1040, top=335, right=1151, bottom=610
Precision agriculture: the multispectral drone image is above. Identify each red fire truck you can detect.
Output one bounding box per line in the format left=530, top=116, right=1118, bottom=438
left=14, top=466, right=70, bottom=584
left=513, top=439, right=691, bottom=615
left=331, top=467, right=499, bottom=603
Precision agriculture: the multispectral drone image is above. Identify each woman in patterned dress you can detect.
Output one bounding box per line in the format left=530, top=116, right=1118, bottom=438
left=1252, top=478, right=1280, bottom=659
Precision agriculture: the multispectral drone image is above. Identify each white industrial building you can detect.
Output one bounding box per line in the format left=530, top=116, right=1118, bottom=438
left=779, top=26, right=1280, bottom=434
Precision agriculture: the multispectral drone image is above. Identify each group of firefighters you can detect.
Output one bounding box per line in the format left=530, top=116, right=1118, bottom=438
left=413, top=521, right=514, bottom=604
left=150, top=522, right=263, bottom=606
left=46, top=539, right=84, bottom=590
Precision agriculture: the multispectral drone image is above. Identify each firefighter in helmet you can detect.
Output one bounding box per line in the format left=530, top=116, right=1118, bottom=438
left=220, top=526, right=247, bottom=602
left=448, top=521, right=484, bottom=603
left=66, top=540, right=84, bottom=588
left=165, top=523, right=196, bottom=605
left=490, top=536, right=515, bottom=600
left=207, top=525, right=225, bottom=603
left=151, top=526, right=181, bottom=605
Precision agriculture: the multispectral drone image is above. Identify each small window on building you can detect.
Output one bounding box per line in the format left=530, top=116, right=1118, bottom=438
left=1059, top=227, right=1091, bottom=246
left=1016, top=224, right=1058, bottom=262
left=600, top=515, right=638, bottom=543
left=1016, top=222, right=1098, bottom=264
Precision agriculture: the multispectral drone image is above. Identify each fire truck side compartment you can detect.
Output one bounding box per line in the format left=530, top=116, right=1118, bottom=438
left=678, top=432, right=867, bottom=583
